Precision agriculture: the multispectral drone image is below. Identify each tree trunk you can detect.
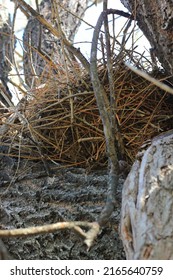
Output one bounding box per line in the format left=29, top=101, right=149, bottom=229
left=121, top=0, right=173, bottom=75
left=0, top=0, right=13, bottom=105
left=23, top=0, right=90, bottom=86
left=120, top=130, right=173, bottom=259
left=119, top=0, right=173, bottom=260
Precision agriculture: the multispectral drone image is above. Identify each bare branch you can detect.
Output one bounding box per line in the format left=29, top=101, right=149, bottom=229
left=90, top=8, right=132, bottom=226
left=0, top=221, right=100, bottom=249
left=125, top=62, right=173, bottom=95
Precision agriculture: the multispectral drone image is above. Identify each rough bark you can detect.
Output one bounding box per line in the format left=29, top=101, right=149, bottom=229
left=121, top=0, right=173, bottom=75
left=0, top=1, right=13, bottom=105
left=0, top=156, right=125, bottom=259
left=119, top=0, right=173, bottom=260
left=120, top=130, right=173, bottom=259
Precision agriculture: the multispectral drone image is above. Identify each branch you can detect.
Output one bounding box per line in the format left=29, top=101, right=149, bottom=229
left=90, top=8, right=132, bottom=226
left=0, top=221, right=100, bottom=249
left=125, top=62, right=173, bottom=95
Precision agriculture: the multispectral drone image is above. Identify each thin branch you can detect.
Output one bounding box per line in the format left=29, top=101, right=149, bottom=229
left=125, top=63, right=173, bottom=95
left=90, top=11, right=116, bottom=226
left=0, top=221, right=100, bottom=249
left=90, top=8, right=132, bottom=226
left=103, top=1, right=121, bottom=151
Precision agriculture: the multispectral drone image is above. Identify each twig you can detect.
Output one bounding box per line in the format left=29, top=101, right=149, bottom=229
left=125, top=63, right=173, bottom=95
left=103, top=1, right=124, bottom=157
left=54, top=3, right=74, bottom=124
left=0, top=221, right=100, bottom=249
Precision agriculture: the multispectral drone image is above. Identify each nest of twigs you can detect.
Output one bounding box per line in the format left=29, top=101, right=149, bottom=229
left=1, top=63, right=173, bottom=169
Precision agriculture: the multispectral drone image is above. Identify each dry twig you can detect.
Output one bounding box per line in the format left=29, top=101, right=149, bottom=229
left=0, top=221, right=100, bottom=249
left=90, top=7, right=132, bottom=226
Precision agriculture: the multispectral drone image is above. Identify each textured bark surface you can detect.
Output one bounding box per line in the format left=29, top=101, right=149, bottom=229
left=120, top=0, right=173, bottom=260
left=121, top=0, right=173, bottom=75
left=0, top=2, right=12, bottom=81
left=0, top=1, right=13, bottom=105
left=120, top=131, right=173, bottom=259
left=0, top=156, right=125, bottom=259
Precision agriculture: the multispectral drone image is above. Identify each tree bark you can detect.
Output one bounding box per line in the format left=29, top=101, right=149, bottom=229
left=119, top=0, right=173, bottom=260
left=121, top=0, right=173, bottom=75
left=120, top=130, right=173, bottom=259
left=0, top=1, right=13, bottom=105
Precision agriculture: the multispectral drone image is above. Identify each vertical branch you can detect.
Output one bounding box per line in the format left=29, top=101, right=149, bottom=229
left=53, top=1, right=74, bottom=124
left=90, top=9, right=120, bottom=226
left=103, top=0, right=117, bottom=139
left=90, top=8, right=132, bottom=226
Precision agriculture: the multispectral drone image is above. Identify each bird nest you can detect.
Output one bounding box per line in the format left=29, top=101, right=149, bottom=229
left=1, top=64, right=173, bottom=169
